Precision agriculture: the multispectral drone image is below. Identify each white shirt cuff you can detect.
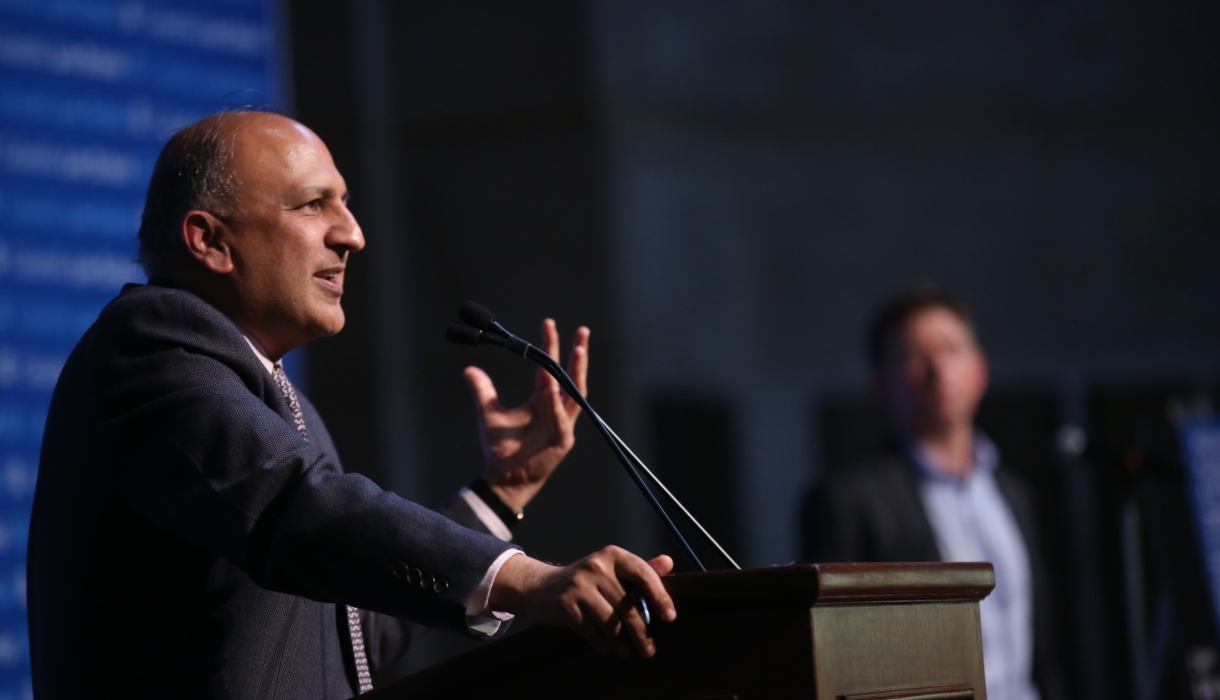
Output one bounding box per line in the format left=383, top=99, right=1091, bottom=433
left=459, top=486, right=514, bottom=542
left=464, top=548, right=523, bottom=636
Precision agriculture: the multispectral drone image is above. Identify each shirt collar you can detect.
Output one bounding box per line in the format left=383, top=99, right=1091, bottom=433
left=238, top=330, right=279, bottom=376
left=903, top=431, right=999, bottom=483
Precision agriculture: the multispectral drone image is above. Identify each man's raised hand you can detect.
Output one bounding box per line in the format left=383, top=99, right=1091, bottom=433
left=489, top=547, right=677, bottom=658
left=464, top=319, right=590, bottom=512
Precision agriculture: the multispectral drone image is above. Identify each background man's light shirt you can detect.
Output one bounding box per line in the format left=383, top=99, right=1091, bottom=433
left=910, top=434, right=1039, bottom=700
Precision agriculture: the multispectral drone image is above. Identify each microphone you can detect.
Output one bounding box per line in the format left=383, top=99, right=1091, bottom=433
left=445, top=323, right=485, bottom=346
left=457, top=302, right=528, bottom=355
left=446, top=302, right=741, bottom=571
left=445, top=323, right=507, bottom=348
left=458, top=301, right=497, bottom=331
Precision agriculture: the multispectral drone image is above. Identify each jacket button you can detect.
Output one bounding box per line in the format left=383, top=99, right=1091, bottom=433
left=393, top=562, right=409, bottom=579
left=419, top=574, right=435, bottom=589
left=407, top=567, right=422, bottom=584
left=433, top=578, right=449, bottom=594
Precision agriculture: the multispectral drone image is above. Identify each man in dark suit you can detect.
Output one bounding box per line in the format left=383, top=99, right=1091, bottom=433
left=28, top=111, right=677, bottom=699
left=801, top=288, right=1066, bottom=700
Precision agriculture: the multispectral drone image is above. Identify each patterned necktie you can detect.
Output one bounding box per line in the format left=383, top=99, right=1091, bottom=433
left=271, top=365, right=374, bottom=695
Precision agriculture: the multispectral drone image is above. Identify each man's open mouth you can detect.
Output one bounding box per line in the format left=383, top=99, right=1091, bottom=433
left=315, top=268, right=344, bottom=293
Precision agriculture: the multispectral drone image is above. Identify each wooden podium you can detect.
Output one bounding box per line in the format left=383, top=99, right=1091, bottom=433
left=364, top=562, right=994, bottom=700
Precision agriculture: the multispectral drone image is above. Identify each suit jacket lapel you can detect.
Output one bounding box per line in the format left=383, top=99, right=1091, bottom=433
left=893, top=455, right=945, bottom=561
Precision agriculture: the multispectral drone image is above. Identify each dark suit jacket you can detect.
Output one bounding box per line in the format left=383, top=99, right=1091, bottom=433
left=801, top=455, right=1067, bottom=700
left=28, top=284, right=516, bottom=699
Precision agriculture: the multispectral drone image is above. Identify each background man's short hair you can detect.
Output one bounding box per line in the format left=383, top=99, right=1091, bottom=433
left=866, top=286, right=975, bottom=369
left=136, top=111, right=253, bottom=278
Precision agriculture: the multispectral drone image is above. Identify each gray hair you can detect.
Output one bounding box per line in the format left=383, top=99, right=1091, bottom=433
left=136, top=111, right=255, bottom=278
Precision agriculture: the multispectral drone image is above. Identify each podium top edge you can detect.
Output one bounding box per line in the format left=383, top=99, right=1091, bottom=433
left=813, top=562, right=995, bottom=604
left=663, top=562, right=996, bottom=608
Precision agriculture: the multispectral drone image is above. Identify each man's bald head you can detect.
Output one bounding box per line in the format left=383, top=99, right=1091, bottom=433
left=137, top=110, right=292, bottom=278
left=138, top=110, right=362, bottom=358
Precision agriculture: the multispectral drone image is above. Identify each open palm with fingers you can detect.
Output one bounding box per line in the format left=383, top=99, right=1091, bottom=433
left=464, top=318, right=590, bottom=512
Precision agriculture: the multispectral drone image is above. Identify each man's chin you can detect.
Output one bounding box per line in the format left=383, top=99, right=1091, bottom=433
left=307, top=307, right=346, bottom=339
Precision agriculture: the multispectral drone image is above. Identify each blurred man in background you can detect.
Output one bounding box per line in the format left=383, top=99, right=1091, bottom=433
left=801, top=288, right=1065, bottom=700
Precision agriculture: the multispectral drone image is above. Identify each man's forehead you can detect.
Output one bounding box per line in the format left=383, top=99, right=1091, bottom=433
left=228, top=114, right=337, bottom=184
left=908, top=305, right=966, bottom=327
left=232, top=115, right=319, bottom=155
left=899, top=307, right=978, bottom=347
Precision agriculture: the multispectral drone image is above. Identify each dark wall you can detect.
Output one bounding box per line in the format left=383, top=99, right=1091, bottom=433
left=594, top=0, right=1220, bottom=564
left=287, top=0, right=382, bottom=487
left=390, top=2, right=625, bottom=565
left=290, top=0, right=627, bottom=566
left=649, top=394, right=740, bottom=571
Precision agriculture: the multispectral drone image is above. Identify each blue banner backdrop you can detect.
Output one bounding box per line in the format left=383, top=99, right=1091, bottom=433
left=0, top=1, right=287, bottom=695
left=1179, top=418, right=1220, bottom=642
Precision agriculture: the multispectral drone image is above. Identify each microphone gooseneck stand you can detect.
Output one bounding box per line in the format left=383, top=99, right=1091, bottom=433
left=518, top=342, right=741, bottom=571
left=447, top=302, right=741, bottom=572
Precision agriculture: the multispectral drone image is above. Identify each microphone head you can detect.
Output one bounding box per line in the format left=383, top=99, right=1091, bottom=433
left=459, top=301, right=497, bottom=331
left=445, top=323, right=484, bottom=347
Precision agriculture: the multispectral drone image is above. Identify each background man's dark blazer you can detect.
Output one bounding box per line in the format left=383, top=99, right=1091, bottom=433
left=801, top=455, right=1068, bottom=700
left=28, top=284, right=515, bottom=699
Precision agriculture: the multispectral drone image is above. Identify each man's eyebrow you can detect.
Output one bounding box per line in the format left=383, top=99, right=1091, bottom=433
left=298, top=185, right=340, bottom=200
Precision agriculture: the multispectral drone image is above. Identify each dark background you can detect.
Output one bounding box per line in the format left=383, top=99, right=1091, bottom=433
left=287, top=1, right=1220, bottom=696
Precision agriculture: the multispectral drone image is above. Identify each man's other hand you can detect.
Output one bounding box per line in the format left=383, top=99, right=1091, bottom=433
left=489, top=547, right=676, bottom=658
left=464, top=319, right=590, bottom=512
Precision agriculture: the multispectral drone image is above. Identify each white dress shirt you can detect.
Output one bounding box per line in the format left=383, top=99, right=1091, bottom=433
left=909, top=434, right=1039, bottom=700
left=240, top=334, right=520, bottom=636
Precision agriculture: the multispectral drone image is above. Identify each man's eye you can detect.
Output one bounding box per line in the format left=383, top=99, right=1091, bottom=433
left=302, top=199, right=323, bottom=211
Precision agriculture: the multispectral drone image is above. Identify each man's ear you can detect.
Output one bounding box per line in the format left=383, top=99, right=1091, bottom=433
left=975, top=351, right=990, bottom=396
left=181, top=210, right=234, bottom=274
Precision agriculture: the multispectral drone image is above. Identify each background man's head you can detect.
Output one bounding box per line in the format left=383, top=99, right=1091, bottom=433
left=136, top=111, right=364, bottom=358
left=867, top=287, right=989, bottom=439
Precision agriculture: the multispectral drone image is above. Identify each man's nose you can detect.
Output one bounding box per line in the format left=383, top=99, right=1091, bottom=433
left=329, top=206, right=366, bottom=253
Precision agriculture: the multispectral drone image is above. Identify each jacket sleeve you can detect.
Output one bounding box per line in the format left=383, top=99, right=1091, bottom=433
left=362, top=490, right=506, bottom=674
left=99, top=291, right=518, bottom=634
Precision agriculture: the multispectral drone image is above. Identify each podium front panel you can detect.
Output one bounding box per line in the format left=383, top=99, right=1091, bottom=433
left=812, top=601, right=985, bottom=699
